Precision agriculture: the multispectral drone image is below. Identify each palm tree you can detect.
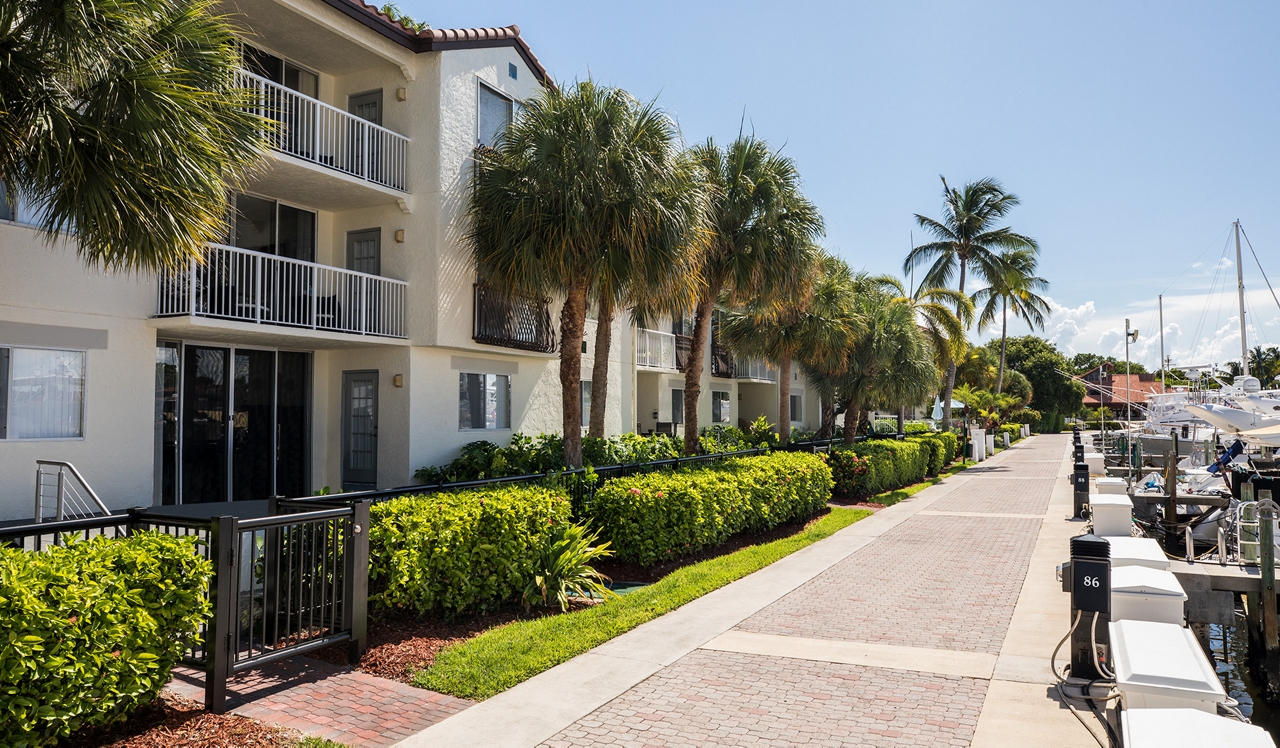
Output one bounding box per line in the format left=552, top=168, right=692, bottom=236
left=681, top=137, right=824, bottom=454
left=0, top=0, right=266, bottom=271
left=882, top=277, right=971, bottom=433
left=720, top=252, right=862, bottom=444
left=972, top=248, right=1050, bottom=394
left=467, top=80, right=704, bottom=467
left=904, top=177, right=1039, bottom=431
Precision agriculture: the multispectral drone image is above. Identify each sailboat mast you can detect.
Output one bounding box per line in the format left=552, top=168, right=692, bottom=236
left=1159, top=294, right=1165, bottom=390
left=1236, top=219, right=1249, bottom=376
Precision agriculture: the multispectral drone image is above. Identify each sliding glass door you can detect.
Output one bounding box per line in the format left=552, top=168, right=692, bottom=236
left=159, top=342, right=311, bottom=504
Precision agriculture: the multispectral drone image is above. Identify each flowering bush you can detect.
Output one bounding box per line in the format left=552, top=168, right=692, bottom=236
left=587, top=452, right=833, bottom=565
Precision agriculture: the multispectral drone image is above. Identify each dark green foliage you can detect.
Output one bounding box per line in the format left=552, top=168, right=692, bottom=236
left=908, top=436, right=946, bottom=475
left=368, top=487, right=572, bottom=615
left=522, top=523, right=615, bottom=612
left=0, top=533, right=211, bottom=747
left=1071, top=353, right=1148, bottom=375
left=1038, top=412, right=1068, bottom=433
left=588, top=453, right=833, bottom=566
left=1002, top=336, right=1086, bottom=417
left=828, top=436, right=957, bottom=497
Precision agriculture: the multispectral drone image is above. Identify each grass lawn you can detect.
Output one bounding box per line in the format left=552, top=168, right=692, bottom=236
left=414, top=506, right=871, bottom=700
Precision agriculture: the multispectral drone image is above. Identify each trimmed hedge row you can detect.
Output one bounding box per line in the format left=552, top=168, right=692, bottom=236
left=369, top=486, right=572, bottom=615
left=827, top=431, right=960, bottom=498
left=587, top=452, right=834, bottom=566
left=1, top=533, right=211, bottom=747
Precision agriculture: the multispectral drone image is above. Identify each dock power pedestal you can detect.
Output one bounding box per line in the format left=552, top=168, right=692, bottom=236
left=1070, top=533, right=1111, bottom=680
left=1073, top=461, right=1090, bottom=519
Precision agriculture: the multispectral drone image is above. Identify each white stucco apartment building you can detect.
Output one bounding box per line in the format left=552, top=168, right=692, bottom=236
left=0, top=0, right=817, bottom=520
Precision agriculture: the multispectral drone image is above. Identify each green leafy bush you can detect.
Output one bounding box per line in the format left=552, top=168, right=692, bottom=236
left=1006, top=408, right=1042, bottom=426
left=0, top=533, right=211, bottom=747
left=369, top=486, right=571, bottom=615
left=931, top=430, right=960, bottom=464
left=997, top=424, right=1024, bottom=443
left=907, top=436, right=945, bottom=476
left=588, top=452, right=833, bottom=565
left=522, top=523, right=616, bottom=612
left=830, top=439, right=931, bottom=497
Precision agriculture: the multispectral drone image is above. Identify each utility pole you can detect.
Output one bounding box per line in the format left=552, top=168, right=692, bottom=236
left=1236, top=220, right=1249, bottom=376
left=1159, top=295, right=1166, bottom=391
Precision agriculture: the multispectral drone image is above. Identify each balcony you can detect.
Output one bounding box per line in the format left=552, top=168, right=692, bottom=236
left=674, top=334, right=693, bottom=372
left=710, top=343, right=737, bottom=378
left=472, top=283, right=557, bottom=353
left=237, top=70, right=410, bottom=209
left=155, top=244, right=407, bottom=341
left=737, top=358, right=778, bottom=383
left=636, top=328, right=678, bottom=371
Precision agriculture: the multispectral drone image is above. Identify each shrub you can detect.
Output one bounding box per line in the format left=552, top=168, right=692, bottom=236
left=828, top=450, right=871, bottom=493
left=522, top=523, right=616, bottom=612
left=369, top=486, right=572, bottom=615
left=1007, top=409, right=1042, bottom=426
left=904, top=422, right=932, bottom=435
left=830, top=439, right=931, bottom=497
left=931, top=430, right=960, bottom=464
left=998, top=424, right=1023, bottom=443
left=0, top=533, right=211, bottom=747
left=907, top=436, right=945, bottom=476
left=587, top=452, right=833, bottom=565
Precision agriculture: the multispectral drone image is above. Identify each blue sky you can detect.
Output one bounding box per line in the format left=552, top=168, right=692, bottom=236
left=415, top=0, right=1280, bottom=370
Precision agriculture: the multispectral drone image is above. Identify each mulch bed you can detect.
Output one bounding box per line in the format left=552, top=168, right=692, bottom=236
left=828, top=497, right=889, bottom=510
left=310, top=602, right=592, bottom=683
left=64, top=692, right=298, bottom=748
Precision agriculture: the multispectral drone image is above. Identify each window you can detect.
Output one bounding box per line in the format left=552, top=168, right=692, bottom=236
left=790, top=394, right=803, bottom=423
left=459, top=372, right=510, bottom=430
left=509, top=63, right=518, bottom=80
left=0, top=347, right=85, bottom=439
left=712, top=391, right=730, bottom=424
left=242, top=45, right=318, bottom=98
left=580, top=381, right=592, bottom=427
left=672, top=313, right=695, bottom=337
left=346, top=229, right=381, bottom=275
left=671, top=389, right=684, bottom=424
left=478, top=83, right=513, bottom=148
left=0, top=181, right=12, bottom=222
left=228, top=193, right=316, bottom=262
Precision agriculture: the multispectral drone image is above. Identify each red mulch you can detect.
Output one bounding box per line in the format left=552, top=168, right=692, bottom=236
left=310, top=602, right=593, bottom=683
left=828, top=497, right=887, bottom=511
left=63, top=692, right=298, bottom=748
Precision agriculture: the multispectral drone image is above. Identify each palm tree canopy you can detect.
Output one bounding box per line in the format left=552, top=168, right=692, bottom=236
left=690, top=136, right=825, bottom=304
left=904, top=177, right=1039, bottom=293
left=467, top=79, right=705, bottom=302
left=882, top=277, right=973, bottom=366
left=0, top=0, right=267, bottom=271
left=838, top=275, right=940, bottom=413
left=972, top=248, right=1051, bottom=334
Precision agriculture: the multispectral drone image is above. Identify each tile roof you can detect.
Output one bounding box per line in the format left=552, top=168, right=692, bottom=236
left=323, top=1, right=550, bottom=84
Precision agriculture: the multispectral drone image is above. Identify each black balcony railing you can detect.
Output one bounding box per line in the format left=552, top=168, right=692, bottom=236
left=472, top=283, right=557, bottom=353
left=674, top=334, right=693, bottom=372
left=710, top=343, right=737, bottom=378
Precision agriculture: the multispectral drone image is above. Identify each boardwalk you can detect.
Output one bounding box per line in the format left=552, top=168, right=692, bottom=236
left=404, top=433, right=1094, bottom=747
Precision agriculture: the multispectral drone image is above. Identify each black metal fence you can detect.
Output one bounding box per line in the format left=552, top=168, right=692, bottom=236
left=0, top=500, right=370, bottom=714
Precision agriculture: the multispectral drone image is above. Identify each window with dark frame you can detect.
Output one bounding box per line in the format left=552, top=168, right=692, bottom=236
left=0, top=346, right=85, bottom=439
left=477, top=83, right=514, bottom=148
left=459, top=372, right=511, bottom=430
left=712, top=390, right=731, bottom=424
left=671, top=388, right=684, bottom=424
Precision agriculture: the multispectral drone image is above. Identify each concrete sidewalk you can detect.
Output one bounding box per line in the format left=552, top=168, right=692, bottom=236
left=397, top=434, right=1096, bottom=747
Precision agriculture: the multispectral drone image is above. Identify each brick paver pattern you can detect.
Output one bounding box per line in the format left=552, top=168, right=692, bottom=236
left=928, top=477, right=1057, bottom=515
left=735, top=513, right=1041, bottom=653
left=540, top=649, right=987, bottom=748
left=168, top=657, right=471, bottom=747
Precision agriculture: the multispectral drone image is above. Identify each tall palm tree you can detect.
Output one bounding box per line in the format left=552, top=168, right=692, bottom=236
left=904, top=177, right=1038, bottom=431
left=972, top=248, right=1050, bottom=394
left=467, top=80, right=703, bottom=467
left=720, top=252, right=861, bottom=444
left=681, top=137, right=824, bottom=455
left=883, top=277, right=971, bottom=433
left=0, top=0, right=266, bottom=271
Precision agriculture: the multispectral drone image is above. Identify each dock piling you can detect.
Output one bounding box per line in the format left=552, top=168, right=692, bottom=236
left=1259, top=496, right=1279, bottom=693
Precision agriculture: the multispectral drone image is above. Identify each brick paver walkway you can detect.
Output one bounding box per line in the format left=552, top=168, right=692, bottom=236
left=539, top=435, right=1069, bottom=747
left=167, top=657, right=471, bottom=746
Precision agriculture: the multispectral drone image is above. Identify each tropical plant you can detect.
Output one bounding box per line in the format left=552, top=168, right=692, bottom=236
left=952, top=384, right=1020, bottom=429
left=1001, top=336, right=1086, bottom=417
left=904, top=177, right=1039, bottom=430
left=1248, top=345, right=1280, bottom=385
left=0, top=0, right=266, bottom=271
left=720, top=252, right=862, bottom=444
left=379, top=3, right=430, bottom=32
left=467, top=80, right=704, bottom=466
left=522, top=522, right=617, bottom=612
left=972, top=248, right=1050, bottom=393
left=678, top=136, right=824, bottom=454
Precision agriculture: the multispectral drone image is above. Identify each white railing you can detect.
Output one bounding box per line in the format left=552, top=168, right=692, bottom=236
left=34, top=461, right=109, bottom=522
left=737, top=357, right=778, bottom=382
left=157, top=244, right=407, bottom=338
left=636, top=328, right=678, bottom=370
left=237, top=70, right=410, bottom=192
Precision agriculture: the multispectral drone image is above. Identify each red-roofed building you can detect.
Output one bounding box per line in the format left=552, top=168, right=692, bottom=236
left=1080, top=363, right=1165, bottom=416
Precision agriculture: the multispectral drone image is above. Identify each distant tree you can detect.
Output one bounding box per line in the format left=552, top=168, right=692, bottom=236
left=972, top=248, right=1049, bottom=393
left=1003, top=369, right=1034, bottom=406
left=957, top=347, right=999, bottom=391
left=1070, top=353, right=1148, bottom=375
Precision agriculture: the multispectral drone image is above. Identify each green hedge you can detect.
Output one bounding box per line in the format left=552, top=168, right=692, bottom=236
left=997, top=424, right=1023, bottom=443
left=829, top=438, right=939, bottom=497
left=587, top=452, right=833, bottom=566
left=1, top=533, right=211, bottom=747
left=907, top=436, right=945, bottom=476
left=369, top=486, right=572, bottom=615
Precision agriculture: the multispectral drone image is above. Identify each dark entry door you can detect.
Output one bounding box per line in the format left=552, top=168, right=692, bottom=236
left=342, top=371, right=378, bottom=489
left=349, top=91, right=383, bottom=126
left=346, top=229, right=381, bottom=276
left=182, top=346, right=230, bottom=503
left=232, top=349, right=276, bottom=501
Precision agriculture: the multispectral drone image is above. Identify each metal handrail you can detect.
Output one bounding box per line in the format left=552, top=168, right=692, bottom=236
left=636, top=328, right=678, bottom=370
left=34, top=460, right=110, bottom=522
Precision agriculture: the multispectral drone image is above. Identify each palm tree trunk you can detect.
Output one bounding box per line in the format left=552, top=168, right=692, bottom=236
left=843, top=404, right=861, bottom=444
left=819, top=395, right=836, bottom=439
left=683, top=296, right=715, bottom=455
left=588, top=298, right=613, bottom=438
left=940, top=259, right=968, bottom=432
left=778, top=351, right=792, bottom=445
left=897, top=406, right=905, bottom=437
left=996, top=298, right=1008, bottom=394
left=560, top=280, right=589, bottom=467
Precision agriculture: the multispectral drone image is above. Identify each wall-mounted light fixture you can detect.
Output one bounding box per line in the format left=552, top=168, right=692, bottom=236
left=394, top=229, right=405, bottom=243
left=396, top=87, right=407, bottom=102
left=393, top=374, right=404, bottom=388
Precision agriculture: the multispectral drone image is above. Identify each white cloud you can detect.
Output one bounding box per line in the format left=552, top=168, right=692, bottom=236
left=1042, top=297, right=1095, bottom=354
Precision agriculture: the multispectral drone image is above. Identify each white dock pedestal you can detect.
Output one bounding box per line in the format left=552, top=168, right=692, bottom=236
left=1090, top=494, right=1135, bottom=537
left=1122, top=708, right=1274, bottom=747
left=1105, top=536, right=1170, bottom=571
left=1111, top=566, right=1186, bottom=625
left=1096, top=477, right=1129, bottom=495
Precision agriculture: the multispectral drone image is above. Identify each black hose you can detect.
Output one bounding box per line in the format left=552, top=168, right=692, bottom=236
left=1082, top=680, right=1120, bottom=748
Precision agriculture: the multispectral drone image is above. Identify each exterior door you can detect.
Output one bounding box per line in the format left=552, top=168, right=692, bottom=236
left=348, top=91, right=383, bottom=126
left=182, top=345, right=229, bottom=503
left=346, top=229, right=381, bottom=275
left=342, top=371, right=378, bottom=489
left=350, top=91, right=383, bottom=181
